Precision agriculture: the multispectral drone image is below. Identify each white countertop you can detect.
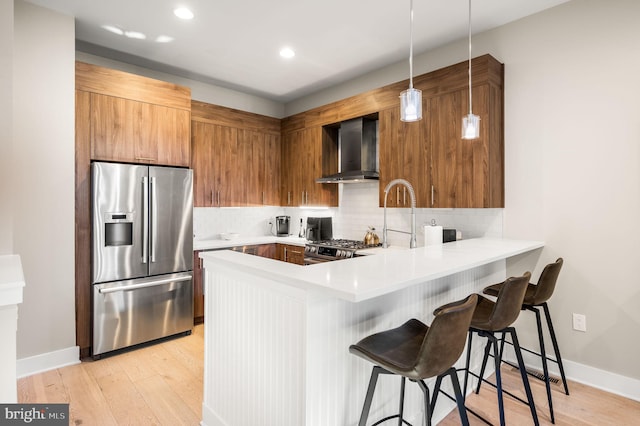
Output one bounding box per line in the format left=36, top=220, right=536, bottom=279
left=200, top=237, right=544, bottom=302
left=194, top=235, right=306, bottom=251
left=0, top=255, right=26, bottom=306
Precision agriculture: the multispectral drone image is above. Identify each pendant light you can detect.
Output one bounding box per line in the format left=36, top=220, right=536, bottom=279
left=400, top=0, right=422, bottom=122
left=462, top=0, right=480, bottom=139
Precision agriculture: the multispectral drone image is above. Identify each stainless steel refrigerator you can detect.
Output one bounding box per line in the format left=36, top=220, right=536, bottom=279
left=91, top=162, right=193, bottom=357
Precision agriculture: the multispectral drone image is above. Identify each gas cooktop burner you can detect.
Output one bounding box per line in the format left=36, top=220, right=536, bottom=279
left=304, top=239, right=382, bottom=264
left=308, top=239, right=382, bottom=250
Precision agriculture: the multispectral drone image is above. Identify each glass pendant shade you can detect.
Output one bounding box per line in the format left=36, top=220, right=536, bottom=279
left=462, top=113, right=480, bottom=139
left=400, top=87, right=422, bottom=122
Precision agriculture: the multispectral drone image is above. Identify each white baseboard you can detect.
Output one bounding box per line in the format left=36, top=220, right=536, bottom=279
left=503, top=349, right=640, bottom=402
left=16, top=346, right=80, bottom=378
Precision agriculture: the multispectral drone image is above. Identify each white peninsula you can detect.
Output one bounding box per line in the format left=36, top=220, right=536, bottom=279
left=200, top=238, right=543, bottom=426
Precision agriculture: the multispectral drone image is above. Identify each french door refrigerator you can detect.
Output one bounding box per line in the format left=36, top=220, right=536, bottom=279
left=91, top=161, right=193, bottom=357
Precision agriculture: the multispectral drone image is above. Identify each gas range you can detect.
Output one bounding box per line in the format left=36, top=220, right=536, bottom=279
left=304, top=239, right=382, bottom=264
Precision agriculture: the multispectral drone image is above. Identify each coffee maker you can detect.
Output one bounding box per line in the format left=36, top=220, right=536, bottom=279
left=275, top=216, right=290, bottom=236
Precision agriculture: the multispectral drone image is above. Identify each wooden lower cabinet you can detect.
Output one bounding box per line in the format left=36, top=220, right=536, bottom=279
left=193, top=251, right=204, bottom=324
left=256, top=243, right=277, bottom=259
left=276, top=243, right=305, bottom=265
left=193, top=243, right=279, bottom=323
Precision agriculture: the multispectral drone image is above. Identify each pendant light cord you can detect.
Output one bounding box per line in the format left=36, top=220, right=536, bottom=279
left=409, top=0, right=414, bottom=89
left=467, top=0, right=473, bottom=114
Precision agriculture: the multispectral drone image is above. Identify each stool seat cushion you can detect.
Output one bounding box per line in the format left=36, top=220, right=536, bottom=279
left=484, top=282, right=538, bottom=305
left=350, top=294, right=478, bottom=381
left=350, top=319, right=428, bottom=378
left=483, top=258, right=563, bottom=307
left=471, top=273, right=531, bottom=332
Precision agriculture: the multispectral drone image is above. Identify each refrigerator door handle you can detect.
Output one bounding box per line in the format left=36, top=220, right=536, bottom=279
left=98, top=275, right=192, bottom=294
left=150, top=176, right=157, bottom=263
left=142, top=176, right=149, bottom=264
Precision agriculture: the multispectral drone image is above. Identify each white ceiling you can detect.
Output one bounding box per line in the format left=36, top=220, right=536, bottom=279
left=26, top=0, right=570, bottom=103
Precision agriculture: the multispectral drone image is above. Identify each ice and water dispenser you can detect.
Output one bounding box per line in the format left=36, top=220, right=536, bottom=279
left=104, top=212, right=133, bottom=246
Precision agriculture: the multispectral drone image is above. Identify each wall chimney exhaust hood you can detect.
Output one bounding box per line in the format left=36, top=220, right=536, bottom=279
left=316, top=117, right=379, bottom=183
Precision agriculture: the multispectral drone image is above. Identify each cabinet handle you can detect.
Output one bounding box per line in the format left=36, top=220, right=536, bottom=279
left=217, top=191, right=221, bottom=207
left=403, top=187, right=406, bottom=206
left=284, top=247, right=288, bottom=262
left=396, top=187, right=400, bottom=205
left=305, top=191, right=309, bottom=205
left=431, top=185, right=434, bottom=206
left=211, top=190, right=214, bottom=207
left=302, top=191, right=305, bottom=205
left=287, top=191, right=291, bottom=205
left=135, top=157, right=156, bottom=162
left=262, top=191, right=265, bottom=205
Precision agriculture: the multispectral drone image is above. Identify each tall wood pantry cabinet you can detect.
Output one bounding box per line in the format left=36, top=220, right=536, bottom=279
left=75, top=62, right=192, bottom=358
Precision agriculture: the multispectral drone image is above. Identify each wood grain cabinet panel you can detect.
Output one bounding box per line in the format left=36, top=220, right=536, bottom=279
left=91, top=93, right=190, bottom=166
left=191, top=101, right=281, bottom=207
left=193, top=251, right=204, bottom=324
left=281, top=126, right=337, bottom=207
left=379, top=108, right=430, bottom=208
left=275, top=244, right=305, bottom=265
left=379, top=56, right=503, bottom=208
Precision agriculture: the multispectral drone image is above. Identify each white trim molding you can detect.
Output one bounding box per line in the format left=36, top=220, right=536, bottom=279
left=16, top=346, right=80, bottom=378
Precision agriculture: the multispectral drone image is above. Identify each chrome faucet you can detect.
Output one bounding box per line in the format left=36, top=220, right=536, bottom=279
left=382, top=178, right=417, bottom=249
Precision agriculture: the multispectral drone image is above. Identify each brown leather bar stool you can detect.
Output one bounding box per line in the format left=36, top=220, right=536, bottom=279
left=482, top=258, right=567, bottom=424
left=459, top=273, right=540, bottom=426
left=349, top=294, right=478, bottom=426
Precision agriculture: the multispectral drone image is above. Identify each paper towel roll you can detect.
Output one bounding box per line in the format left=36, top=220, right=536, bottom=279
left=424, top=225, right=443, bottom=246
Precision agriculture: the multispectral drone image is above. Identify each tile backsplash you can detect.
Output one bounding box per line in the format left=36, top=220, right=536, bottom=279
left=194, top=182, right=503, bottom=246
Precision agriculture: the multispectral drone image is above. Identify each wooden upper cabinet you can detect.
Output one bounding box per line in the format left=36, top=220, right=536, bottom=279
left=77, top=61, right=191, bottom=167
left=379, top=107, right=430, bottom=208
left=90, top=94, right=190, bottom=166
left=281, top=126, right=337, bottom=207
left=190, top=100, right=281, bottom=207
left=378, top=55, right=503, bottom=208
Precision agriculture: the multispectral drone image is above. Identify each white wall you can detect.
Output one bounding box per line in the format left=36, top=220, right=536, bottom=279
left=13, top=1, right=77, bottom=360
left=289, top=0, right=640, bottom=384
left=0, top=0, right=14, bottom=255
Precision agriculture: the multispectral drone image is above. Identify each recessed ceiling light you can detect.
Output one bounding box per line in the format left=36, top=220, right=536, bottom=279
left=101, top=25, right=124, bottom=35
left=124, top=31, right=146, bottom=40
left=280, top=47, right=295, bottom=59
left=174, top=7, right=194, bottom=20
left=156, top=35, right=174, bottom=43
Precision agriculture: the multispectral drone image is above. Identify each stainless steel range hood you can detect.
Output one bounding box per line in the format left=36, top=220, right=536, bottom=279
left=316, top=117, right=379, bottom=183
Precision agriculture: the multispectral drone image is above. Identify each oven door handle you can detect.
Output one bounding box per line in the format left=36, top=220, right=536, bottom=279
left=98, top=275, right=192, bottom=294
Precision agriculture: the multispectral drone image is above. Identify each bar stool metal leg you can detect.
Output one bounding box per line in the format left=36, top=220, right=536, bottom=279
left=542, top=302, right=570, bottom=396
left=532, top=306, right=554, bottom=423
left=359, top=366, right=381, bottom=426
left=509, top=327, right=540, bottom=426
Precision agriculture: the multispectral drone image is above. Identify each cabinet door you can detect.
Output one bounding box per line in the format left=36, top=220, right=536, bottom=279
left=276, top=244, right=305, bottom=265
left=428, top=85, right=491, bottom=208
left=193, top=251, right=204, bottom=324
left=257, top=243, right=277, bottom=259
left=379, top=107, right=430, bottom=207
left=156, top=107, right=190, bottom=167
left=91, top=93, right=190, bottom=166
left=191, top=121, right=217, bottom=207
left=281, top=130, right=304, bottom=206
left=244, top=130, right=280, bottom=206
left=281, top=127, right=337, bottom=207
left=263, top=133, right=281, bottom=206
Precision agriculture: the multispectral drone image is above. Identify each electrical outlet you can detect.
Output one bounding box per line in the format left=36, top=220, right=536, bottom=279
left=572, top=313, right=587, bottom=332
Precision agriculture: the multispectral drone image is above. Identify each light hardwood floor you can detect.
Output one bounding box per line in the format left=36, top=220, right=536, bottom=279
left=18, top=325, right=205, bottom=425
left=18, top=324, right=640, bottom=425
